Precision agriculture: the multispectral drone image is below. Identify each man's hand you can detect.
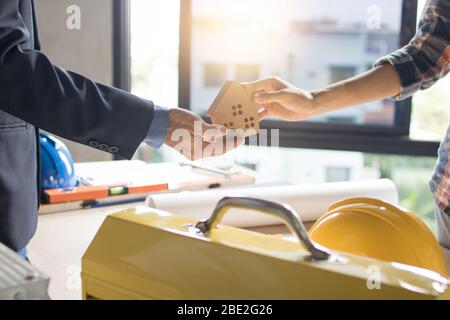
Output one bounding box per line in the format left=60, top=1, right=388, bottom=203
left=248, top=77, right=316, bottom=121
left=164, top=108, right=244, bottom=161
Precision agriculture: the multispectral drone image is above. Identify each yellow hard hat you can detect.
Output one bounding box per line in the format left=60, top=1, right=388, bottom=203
left=309, top=198, right=448, bottom=276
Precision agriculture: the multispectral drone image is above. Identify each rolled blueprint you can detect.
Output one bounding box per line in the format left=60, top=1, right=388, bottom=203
left=145, top=179, right=398, bottom=227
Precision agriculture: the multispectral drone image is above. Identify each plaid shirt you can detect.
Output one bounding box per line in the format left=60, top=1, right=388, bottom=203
left=375, top=0, right=450, bottom=215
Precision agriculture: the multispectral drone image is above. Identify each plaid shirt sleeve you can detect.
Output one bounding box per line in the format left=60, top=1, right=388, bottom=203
left=375, top=0, right=450, bottom=100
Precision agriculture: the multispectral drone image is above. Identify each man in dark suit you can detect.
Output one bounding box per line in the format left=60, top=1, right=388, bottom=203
left=0, top=0, right=238, bottom=256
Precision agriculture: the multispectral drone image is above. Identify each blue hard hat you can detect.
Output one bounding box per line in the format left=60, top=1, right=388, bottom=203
left=40, top=132, right=78, bottom=190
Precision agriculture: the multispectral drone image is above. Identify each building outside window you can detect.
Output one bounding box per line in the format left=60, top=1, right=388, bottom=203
left=326, top=166, right=352, bottom=182
left=189, top=0, right=402, bottom=127
left=235, top=64, right=260, bottom=83
left=329, top=66, right=356, bottom=84
left=203, top=63, right=228, bottom=87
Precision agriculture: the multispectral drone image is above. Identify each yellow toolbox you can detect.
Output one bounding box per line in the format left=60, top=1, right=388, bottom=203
left=81, top=196, right=450, bottom=300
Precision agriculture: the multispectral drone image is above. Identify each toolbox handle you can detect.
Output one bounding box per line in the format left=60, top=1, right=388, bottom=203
left=195, top=196, right=331, bottom=261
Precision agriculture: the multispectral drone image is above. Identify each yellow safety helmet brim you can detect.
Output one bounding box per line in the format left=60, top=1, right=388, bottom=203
left=309, top=198, right=448, bottom=276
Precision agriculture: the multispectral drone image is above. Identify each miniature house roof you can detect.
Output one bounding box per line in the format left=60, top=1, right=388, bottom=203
left=206, top=81, right=260, bottom=135
left=206, top=81, right=259, bottom=118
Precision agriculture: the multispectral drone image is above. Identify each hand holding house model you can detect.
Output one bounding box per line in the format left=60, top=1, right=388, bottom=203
left=206, top=81, right=260, bottom=137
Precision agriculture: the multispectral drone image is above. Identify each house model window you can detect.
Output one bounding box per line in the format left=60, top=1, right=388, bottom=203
left=206, top=81, right=260, bottom=137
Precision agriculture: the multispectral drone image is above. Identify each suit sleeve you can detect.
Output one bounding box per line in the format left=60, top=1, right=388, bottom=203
left=0, top=0, right=159, bottom=159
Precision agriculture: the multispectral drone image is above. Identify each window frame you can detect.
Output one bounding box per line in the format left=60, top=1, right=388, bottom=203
left=113, top=0, right=131, bottom=92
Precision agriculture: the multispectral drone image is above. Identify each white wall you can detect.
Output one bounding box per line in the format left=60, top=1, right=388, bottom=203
left=35, top=0, right=114, bottom=162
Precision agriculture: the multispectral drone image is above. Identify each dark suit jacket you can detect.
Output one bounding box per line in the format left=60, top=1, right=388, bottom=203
left=0, top=0, right=156, bottom=251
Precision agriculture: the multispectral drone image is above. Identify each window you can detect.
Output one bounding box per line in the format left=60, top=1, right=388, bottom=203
left=204, top=63, right=227, bottom=87
left=185, top=0, right=408, bottom=133
left=410, top=0, right=450, bottom=141
left=411, top=76, right=450, bottom=140
left=129, top=0, right=180, bottom=108
left=235, top=64, right=260, bottom=83
left=326, top=166, right=351, bottom=182
left=129, top=0, right=180, bottom=161
left=327, top=116, right=356, bottom=125
left=329, top=66, right=356, bottom=84
left=127, top=0, right=440, bottom=157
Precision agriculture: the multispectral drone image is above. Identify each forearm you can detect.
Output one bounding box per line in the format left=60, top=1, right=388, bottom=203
left=310, top=64, right=401, bottom=116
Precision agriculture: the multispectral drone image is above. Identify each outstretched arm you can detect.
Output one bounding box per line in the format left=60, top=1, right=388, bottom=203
left=251, top=0, right=450, bottom=121
left=251, top=64, right=400, bottom=121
